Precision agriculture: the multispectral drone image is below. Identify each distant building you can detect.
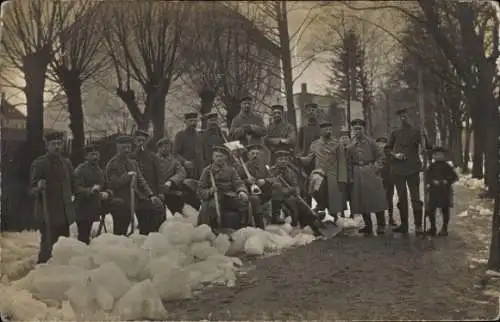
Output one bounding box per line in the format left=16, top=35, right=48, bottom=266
left=292, top=82, right=363, bottom=131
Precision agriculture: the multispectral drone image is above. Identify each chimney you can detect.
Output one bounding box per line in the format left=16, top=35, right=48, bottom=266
left=301, top=83, right=307, bottom=94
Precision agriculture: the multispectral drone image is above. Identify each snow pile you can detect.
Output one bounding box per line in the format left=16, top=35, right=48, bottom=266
left=457, top=174, right=485, bottom=190
left=460, top=204, right=494, bottom=217
left=7, top=208, right=316, bottom=320
left=1, top=231, right=40, bottom=282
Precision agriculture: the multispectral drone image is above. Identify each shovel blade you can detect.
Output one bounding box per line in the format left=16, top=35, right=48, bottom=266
left=224, top=140, right=245, bottom=151
left=314, top=220, right=342, bottom=239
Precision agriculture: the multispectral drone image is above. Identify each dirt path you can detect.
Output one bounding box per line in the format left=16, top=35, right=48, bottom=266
left=165, top=185, right=499, bottom=320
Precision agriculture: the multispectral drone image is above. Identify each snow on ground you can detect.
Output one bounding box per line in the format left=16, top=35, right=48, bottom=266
left=0, top=204, right=320, bottom=320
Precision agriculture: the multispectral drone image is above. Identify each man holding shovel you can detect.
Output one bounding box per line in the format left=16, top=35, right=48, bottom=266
left=197, top=146, right=249, bottom=230
left=30, top=131, right=75, bottom=264
left=105, top=135, right=162, bottom=235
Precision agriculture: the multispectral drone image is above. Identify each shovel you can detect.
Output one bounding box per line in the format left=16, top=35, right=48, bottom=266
left=126, top=173, right=137, bottom=236
left=266, top=166, right=342, bottom=239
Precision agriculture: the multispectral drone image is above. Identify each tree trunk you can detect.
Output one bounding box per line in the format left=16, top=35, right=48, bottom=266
left=62, top=72, right=85, bottom=165
left=462, top=117, right=472, bottom=174
left=116, top=88, right=149, bottom=130
left=449, top=117, right=463, bottom=168
left=471, top=119, right=485, bottom=178
left=148, top=93, right=166, bottom=142
left=200, top=89, right=216, bottom=130
left=278, top=1, right=296, bottom=128
left=224, top=96, right=240, bottom=128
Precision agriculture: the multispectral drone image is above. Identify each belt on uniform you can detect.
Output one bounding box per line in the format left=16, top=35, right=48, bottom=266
left=353, top=161, right=373, bottom=166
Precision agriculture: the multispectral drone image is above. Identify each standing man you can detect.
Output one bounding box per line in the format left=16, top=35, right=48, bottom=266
left=174, top=112, right=202, bottom=180
left=130, top=130, right=166, bottom=233
left=229, top=96, right=267, bottom=147
left=197, top=146, right=249, bottom=230
left=297, top=103, right=321, bottom=157
left=265, top=104, right=296, bottom=158
left=30, top=131, right=75, bottom=263
left=347, top=119, right=388, bottom=236
left=376, top=137, right=396, bottom=226
left=156, top=138, right=187, bottom=214
left=200, top=112, right=226, bottom=168
left=385, top=107, right=432, bottom=235
left=73, top=144, right=113, bottom=244
left=300, top=121, right=344, bottom=220
left=105, top=135, right=163, bottom=235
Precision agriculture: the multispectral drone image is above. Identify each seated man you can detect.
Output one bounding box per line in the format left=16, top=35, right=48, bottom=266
left=268, top=150, right=301, bottom=226
left=73, top=144, right=113, bottom=244
left=237, top=144, right=274, bottom=228
left=156, top=137, right=187, bottom=214
left=197, top=146, right=249, bottom=230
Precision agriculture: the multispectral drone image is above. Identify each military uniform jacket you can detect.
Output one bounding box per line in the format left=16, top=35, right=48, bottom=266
left=425, top=161, right=458, bottom=208
left=297, top=121, right=321, bottom=156
left=173, top=127, right=202, bottom=178
left=229, top=112, right=266, bottom=146
left=197, top=163, right=247, bottom=200
left=385, top=125, right=431, bottom=176
left=157, top=153, right=186, bottom=186
left=265, top=120, right=296, bottom=151
left=105, top=155, right=154, bottom=202
left=237, top=159, right=273, bottom=185
left=73, top=161, right=113, bottom=222
left=268, top=164, right=300, bottom=199
left=130, top=149, right=163, bottom=195
left=30, top=154, right=75, bottom=226
left=347, top=136, right=388, bottom=214
left=200, top=127, right=226, bottom=167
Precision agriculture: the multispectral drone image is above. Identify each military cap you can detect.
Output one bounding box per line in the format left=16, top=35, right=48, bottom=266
left=305, top=103, right=318, bottom=109
left=184, top=112, right=198, bottom=120
left=396, top=107, right=408, bottom=115
left=133, top=129, right=150, bottom=138
left=116, top=135, right=133, bottom=144
left=156, top=137, right=172, bottom=147
left=84, top=144, right=98, bottom=153
left=204, top=112, right=218, bottom=120
left=319, top=121, right=333, bottom=128
left=376, top=137, right=388, bottom=143
left=44, top=131, right=64, bottom=142
left=350, top=118, right=366, bottom=127
left=212, top=145, right=230, bottom=156
left=240, top=96, right=252, bottom=103
left=246, top=144, right=263, bottom=152
left=274, top=150, right=290, bottom=158
left=271, top=104, right=284, bottom=112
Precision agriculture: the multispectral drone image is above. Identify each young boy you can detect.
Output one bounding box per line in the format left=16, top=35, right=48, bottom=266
left=424, top=147, right=459, bottom=236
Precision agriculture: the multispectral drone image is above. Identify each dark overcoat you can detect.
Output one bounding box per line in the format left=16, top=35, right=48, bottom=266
left=30, top=154, right=75, bottom=226
left=425, top=161, right=458, bottom=208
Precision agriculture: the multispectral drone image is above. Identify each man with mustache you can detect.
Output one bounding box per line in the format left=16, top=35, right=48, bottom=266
left=30, top=131, right=75, bottom=263
left=173, top=112, right=202, bottom=180
left=73, top=144, right=113, bottom=244
left=297, top=103, right=322, bottom=157
left=199, top=112, right=226, bottom=168
left=347, top=119, right=388, bottom=236
left=265, top=104, right=296, bottom=158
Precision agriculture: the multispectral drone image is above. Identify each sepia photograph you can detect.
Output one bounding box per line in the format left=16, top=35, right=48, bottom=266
left=0, top=0, right=499, bottom=320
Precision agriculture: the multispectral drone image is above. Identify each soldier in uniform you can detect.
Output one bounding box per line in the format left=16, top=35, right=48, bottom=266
left=130, top=130, right=166, bottom=233
left=200, top=112, right=226, bottom=168
left=73, top=144, right=113, bottom=244
left=174, top=112, right=202, bottom=179
left=197, top=146, right=249, bottom=230
left=347, top=119, right=388, bottom=236
left=297, top=103, right=322, bottom=157
left=265, top=104, right=296, bottom=158
left=237, top=144, right=274, bottom=228
left=156, top=137, right=187, bottom=214
left=105, top=135, right=163, bottom=235
left=229, top=96, right=267, bottom=147
left=338, top=130, right=352, bottom=217
left=376, top=137, right=396, bottom=226
left=300, top=121, right=344, bottom=220
left=30, top=131, right=75, bottom=263
left=385, top=107, right=432, bottom=235
left=268, top=150, right=301, bottom=226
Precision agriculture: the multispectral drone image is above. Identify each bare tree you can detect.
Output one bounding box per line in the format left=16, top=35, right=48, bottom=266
left=47, top=1, right=108, bottom=164
left=103, top=1, right=188, bottom=139
left=1, top=0, right=75, bottom=174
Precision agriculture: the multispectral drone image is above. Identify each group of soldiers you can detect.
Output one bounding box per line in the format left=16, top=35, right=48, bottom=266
left=29, top=96, right=458, bottom=264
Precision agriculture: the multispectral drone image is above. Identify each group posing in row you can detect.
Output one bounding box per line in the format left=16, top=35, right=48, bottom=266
left=29, top=96, right=458, bottom=264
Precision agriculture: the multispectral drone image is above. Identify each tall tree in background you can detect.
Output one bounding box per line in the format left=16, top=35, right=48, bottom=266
left=1, top=0, right=75, bottom=170
left=104, top=1, right=188, bottom=139
left=48, top=1, right=108, bottom=164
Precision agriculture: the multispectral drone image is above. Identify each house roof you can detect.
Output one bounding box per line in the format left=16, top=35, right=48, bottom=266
left=0, top=98, right=26, bottom=120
